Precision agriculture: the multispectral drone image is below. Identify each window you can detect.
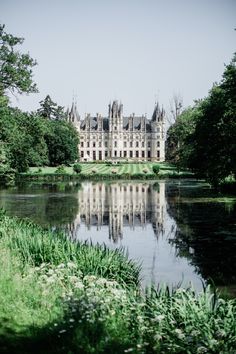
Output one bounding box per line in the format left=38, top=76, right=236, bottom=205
left=87, top=142, right=90, bottom=148
left=114, top=141, right=117, bottom=147
left=114, top=151, right=117, bottom=157
left=136, top=141, right=139, bottom=147
left=81, top=151, right=84, bottom=158
left=120, top=151, right=122, bottom=157
left=142, top=151, right=145, bottom=158
left=148, top=151, right=151, bottom=158
left=99, top=142, right=102, bottom=147
left=148, top=141, right=151, bottom=148
left=87, top=151, right=90, bottom=156
left=93, top=151, right=96, bottom=160
left=124, top=151, right=127, bottom=157
left=124, top=141, right=127, bottom=148
left=81, top=142, right=84, bottom=147
left=130, top=141, right=133, bottom=148
left=157, top=150, right=160, bottom=158
left=142, top=141, right=144, bottom=147
left=105, top=151, right=108, bottom=157
left=93, top=142, right=96, bottom=148
left=130, top=151, right=133, bottom=158
left=157, top=141, right=160, bottom=147
left=99, top=151, right=102, bottom=160
left=105, top=141, right=108, bottom=147
left=136, top=151, right=139, bottom=158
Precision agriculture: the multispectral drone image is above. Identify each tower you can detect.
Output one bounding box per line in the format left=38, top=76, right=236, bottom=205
left=109, top=100, right=124, bottom=159
left=151, top=102, right=165, bottom=161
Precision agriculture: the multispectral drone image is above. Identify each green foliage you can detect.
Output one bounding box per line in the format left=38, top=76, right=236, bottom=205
left=152, top=164, right=160, bottom=174
left=45, top=120, right=79, bottom=166
left=73, top=163, right=82, bottom=174
left=55, top=165, right=67, bottom=174
left=37, top=95, right=67, bottom=120
left=165, top=106, right=198, bottom=169
left=189, top=55, right=236, bottom=186
left=0, top=214, right=235, bottom=353
left=0, top=24, right=37, bottom=95
left=166, top=54, right=236, bottom=187
left=0, top=104, right=79, bottom=172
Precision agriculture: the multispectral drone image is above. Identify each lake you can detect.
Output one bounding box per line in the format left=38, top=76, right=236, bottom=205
left=0, top=180, right=236, bottom=294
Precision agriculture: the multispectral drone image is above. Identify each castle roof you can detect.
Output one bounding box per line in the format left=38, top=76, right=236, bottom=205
left=80, top=116, right=152, bottom=131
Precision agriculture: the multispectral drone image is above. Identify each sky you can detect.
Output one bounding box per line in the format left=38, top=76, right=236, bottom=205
left=1, top=0, right=235, bottom=118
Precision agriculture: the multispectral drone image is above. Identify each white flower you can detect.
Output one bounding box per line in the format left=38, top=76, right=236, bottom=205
left=67, top=262, right=77, bottom=269
left=175, top=328, right=185, bottom=339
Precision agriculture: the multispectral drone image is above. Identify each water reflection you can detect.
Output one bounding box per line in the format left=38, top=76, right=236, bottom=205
left=1, top=180, right=235, bottom=293
left=69, top=182, right=164, bottom=242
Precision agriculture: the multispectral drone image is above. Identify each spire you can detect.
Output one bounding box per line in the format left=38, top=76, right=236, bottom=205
left=69, top=99, right=80, bottom=122
left=151, top=101, right=160, bottom=122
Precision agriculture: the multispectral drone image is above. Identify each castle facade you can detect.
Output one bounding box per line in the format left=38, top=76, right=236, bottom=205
left=68, top=100, right=165, bottom=162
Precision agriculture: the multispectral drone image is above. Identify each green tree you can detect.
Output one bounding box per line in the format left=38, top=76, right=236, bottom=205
left=165, top=106, right=198, bottom=169
left=38, top=95, right=67, bottom=120
left=189, top=55, right=236, bottom=186
left=45, top=120, right=79, bottom=166
left=0, top=24, right=37, bottom=95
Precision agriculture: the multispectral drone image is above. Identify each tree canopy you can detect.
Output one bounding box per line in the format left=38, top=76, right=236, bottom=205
left=0, top=24, right=37, bottom=95
left=37, top=95, right=67, bottom=120
left=166, top=54, right=236, bottom=186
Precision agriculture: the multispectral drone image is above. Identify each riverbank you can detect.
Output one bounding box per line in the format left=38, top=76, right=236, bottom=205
left=0, top=211, right=235, bottom=354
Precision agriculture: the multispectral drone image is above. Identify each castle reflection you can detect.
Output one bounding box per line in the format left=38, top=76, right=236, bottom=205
left=68, top=182, right=165, bottom=242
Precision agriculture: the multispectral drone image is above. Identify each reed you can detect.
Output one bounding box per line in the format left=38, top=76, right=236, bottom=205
left=0, top=211, right=235, bottom=354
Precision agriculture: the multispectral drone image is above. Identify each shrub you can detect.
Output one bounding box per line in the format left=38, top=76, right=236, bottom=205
left=55, top=165, right=67, bottom=174
left=143, top=168, right=148, bottom=174
left=91, top=168, right=97, bottom=174
left=153, top=164, right=160, bottom=174
left=111, top=168, right=117, bottom=174
left=73, top=163, right=82, bottom=174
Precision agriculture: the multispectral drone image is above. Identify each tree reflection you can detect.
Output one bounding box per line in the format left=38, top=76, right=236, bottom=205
left=166, top=181, right=236, bottom=292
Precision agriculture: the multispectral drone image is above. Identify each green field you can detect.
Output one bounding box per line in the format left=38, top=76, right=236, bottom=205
left=29, top=162, right=189, bottom=177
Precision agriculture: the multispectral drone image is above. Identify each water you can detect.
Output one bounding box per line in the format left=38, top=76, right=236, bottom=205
left=1, top=180, right=236, bottom=294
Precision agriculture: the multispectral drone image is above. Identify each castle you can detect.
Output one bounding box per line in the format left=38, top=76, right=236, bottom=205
left=68, top=100, right=165, bottom=162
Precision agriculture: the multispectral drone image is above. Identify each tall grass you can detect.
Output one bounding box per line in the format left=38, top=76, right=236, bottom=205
left=0, top=211, right=235, bottom=353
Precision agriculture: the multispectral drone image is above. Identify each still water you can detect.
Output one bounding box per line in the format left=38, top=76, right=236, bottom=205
left=0, top=180, right=236, bottom=293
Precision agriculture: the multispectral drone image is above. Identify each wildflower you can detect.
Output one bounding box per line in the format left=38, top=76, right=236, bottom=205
left=74, top=281, right=84, bottom=289
left=197, top=346, right=208, bottom=353
left=46, top=276, right=56, bottom=284
left=57, top=263, right=65, bottom=269
left=67, top=261, right=77, bottom=269
left=175, top=328, right=185, bottom=339
left=154, top=314, right=165, bottom=322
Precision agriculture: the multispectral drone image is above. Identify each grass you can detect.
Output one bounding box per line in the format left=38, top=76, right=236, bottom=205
left=0, top=211, right=235, bottom=353
left=27, top=162, right=194, bottom=180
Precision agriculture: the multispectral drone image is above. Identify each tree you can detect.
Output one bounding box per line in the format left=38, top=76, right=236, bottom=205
left=0, top=24, right=37, bottom=95
left=189, top=55, right=236, bottom=186
left=167, top=93, right=183, bottom=126
left=38, top=95, right=67, bottom=120
left=165, top=106, right=198, bottom=169
left=45, top=120, right=79, bottom=166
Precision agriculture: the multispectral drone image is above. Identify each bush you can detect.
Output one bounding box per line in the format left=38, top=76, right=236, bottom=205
left=153, top=164, right=160, bottom=174
left=73, top=163, right=82, bottom=174
left=55, top=165, right=67, bottom=174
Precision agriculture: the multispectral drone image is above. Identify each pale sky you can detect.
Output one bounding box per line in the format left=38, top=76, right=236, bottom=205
left=1, top=0, right=235, bottom=118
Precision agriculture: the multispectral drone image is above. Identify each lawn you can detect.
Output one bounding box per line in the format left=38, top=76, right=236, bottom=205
left=29, top=162, right=180, bottom=176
